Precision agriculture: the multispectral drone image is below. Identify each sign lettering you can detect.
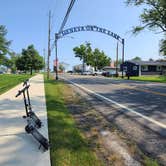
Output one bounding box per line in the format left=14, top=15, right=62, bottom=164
left=58, top=25, right=123, bottom=42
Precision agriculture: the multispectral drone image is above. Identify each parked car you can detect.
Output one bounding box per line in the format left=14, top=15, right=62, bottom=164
left=0, top=71, right=5, bottom=74
left=102, top=70, right=117, bottom=77
left=92, top=70, right=103, bottom=76
left=67, top=70, right=73, bottom=74
left=82, top=71, right=93, bottom=75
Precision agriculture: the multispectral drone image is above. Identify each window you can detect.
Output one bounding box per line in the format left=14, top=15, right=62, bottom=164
left=133, top=66, right=137, bottom=70
left=157, top=66, right=161, bottom=71
left=123, top=66, right=127, bottom=72
left=141, top=65, right=148, bottom=71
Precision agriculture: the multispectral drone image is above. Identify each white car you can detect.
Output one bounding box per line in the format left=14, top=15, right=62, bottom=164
left=92, top=70, right=103, bottom=76
left=82, top=71, right=93, bottom=75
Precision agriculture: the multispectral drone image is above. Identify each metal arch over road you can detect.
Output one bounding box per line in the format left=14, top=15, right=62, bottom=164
left=56, top=25, right=124, bottom=44
left=54, top=25, right=125, bottom=80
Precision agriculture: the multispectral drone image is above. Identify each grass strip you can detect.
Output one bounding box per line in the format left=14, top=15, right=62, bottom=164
left=0, top=74, right=33, bottom=95
left=45, top=78, right=103, bottom=166
left=128, top=75, right=166, bottom=83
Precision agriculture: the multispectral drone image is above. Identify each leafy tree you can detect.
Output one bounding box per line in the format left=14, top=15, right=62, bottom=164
left=4, top=52, right=19, bottom=73
left=126, top=0, right=166, bottom=56
left=96, top=51, right=111, bottom=70
left=59, top=64, right=65, bottom=72
left=73, top=44, right=86, bottom=72
left=132, top=56, right=142, bottom=61
left=126, top=0, right=166, bottom=33
left=0, top=25, right=18, bottom=73
left=92, top=48, right=100, bottom=71
left=160, top=38, right=166, bottom=55
left=0, top=25, right=11, bottom=65
left=91, top=48, right=110, bottom=70
left=3, top=57, right=12, bottom=69
left=16, top=55, right=29, bottom=73
left=73, top=43, right=111, bottom=70
left=85, top=42, right=93, bottom=65
left=16, top=45, right=44, bottom=74
left=59, top=62, right=69, bottom=72
left=11, top=52, right=19, bottom=73
left=73, top=42, right=93, bottom=72
left=149, top=58, right=154, bottom=61
left=0, top=54, right=5, bottom=65
left=73, top=44, right=86, bottom=61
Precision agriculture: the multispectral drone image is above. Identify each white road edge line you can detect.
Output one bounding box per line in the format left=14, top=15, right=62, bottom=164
left=63, top=77, right=166, bottom=129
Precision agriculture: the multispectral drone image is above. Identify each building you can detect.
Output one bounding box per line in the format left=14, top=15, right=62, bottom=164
left=73, top=64, right=94, bottom=73
left=121, top=60, right=166, bottom=76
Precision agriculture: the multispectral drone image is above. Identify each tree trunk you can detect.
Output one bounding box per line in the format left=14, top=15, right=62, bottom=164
left=30, top=67, right=33, bottom=75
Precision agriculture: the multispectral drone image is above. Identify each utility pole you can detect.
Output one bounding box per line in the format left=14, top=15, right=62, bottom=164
left=55, top=34, right=58, bottom=80
left=43, top=48, right=46, bottom=73
left=122, top=39, right=125, bottom=78
left=116, top=41, right=119, bottom=77
left=47, top=10, right=51, bottom=79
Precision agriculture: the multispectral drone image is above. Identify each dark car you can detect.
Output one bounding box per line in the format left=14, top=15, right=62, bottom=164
left=0, top=71, right=5, bottom=74
left=67, top=70, right=73, bottom=74
left=102, top=70, right=117, bottom=77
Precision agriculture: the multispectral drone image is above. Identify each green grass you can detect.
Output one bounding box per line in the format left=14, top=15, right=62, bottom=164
left=0, top=74, right=33, bottom=95
left=129, top=75, right=166, bottom=83
left=143, top=156, right=159, bottom=166
left=44, top=78, right=104, bottom=166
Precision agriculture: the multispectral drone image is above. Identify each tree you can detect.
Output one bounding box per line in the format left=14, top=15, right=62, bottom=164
left=96, top=51, right=111, bottom=70
left=11, top=53, right=19, bottom=73
left=73, top=42, right=111, bottom=70
left=149, top=58, right=154, bottom=61
left=59, top=64, right=65, bottom=72
left=0, top=25, right=11, bottom=65
left=85, top=42, right=93, bottom=66
left=59, top=62, right=69, bottom=72
left=73, top=44, right=86, bottom=61
left=126, top=0, right=166, bottom=33
left=126, top=0, right=166, bottom=56
left=73, top=42, right=93, bottom=72
left=0, top=53, right=19, bottom=73
left=160, top=38, right=166, bottom=55
left=91, top=48, right=111, bottom=70
left=92, top=48, right=101, bottom=71
left=16, top=45, right=44, bottom=74
left=132, top=56, right=142, bottom=61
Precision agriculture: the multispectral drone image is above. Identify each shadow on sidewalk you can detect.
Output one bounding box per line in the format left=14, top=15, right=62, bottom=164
left=0, top=97, right=48, bottom=166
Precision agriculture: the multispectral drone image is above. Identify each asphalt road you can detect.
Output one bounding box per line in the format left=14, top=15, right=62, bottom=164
left=61, top=74, right=166, bottom=133
left=60, top=74, right=166, bottom=164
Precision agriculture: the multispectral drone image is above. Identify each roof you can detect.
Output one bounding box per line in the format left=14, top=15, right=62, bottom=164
left=126, top=60, right=166, bottom=66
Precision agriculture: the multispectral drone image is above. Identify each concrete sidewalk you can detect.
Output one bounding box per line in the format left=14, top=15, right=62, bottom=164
left=0, top=74, right=51, bottom=166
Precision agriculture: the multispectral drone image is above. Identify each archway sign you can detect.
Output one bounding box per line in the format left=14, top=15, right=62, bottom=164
left=56, top=25, right=124, bottom=43
left=54, top=25, right=125, bottom=80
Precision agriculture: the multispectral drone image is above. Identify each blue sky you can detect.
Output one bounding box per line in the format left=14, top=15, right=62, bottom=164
left=0, top=0, right=164, bottom=70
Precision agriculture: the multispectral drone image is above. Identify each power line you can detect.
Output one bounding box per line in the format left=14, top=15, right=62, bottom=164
left=58, top=0, right=76, bottom=33
left=53, top=0, right=76, bottom=80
